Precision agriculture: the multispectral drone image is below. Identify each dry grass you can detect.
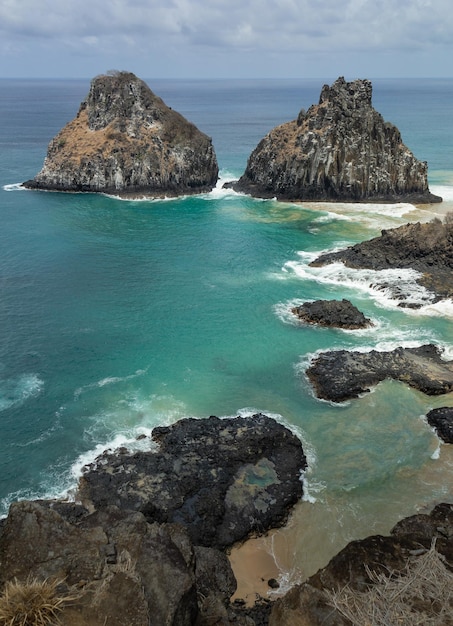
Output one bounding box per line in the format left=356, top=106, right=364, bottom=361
left=0, top=577, right=79, bottom=626
left=325, top=542, right=453, bottom=626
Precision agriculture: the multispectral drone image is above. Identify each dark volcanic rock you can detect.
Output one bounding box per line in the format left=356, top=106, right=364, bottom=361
left=426, top=407, right=453, bottom=443
left=311, top=219, right=453, bottom=305
left=269, top=503, right=453, bottom=626
left=292, top=299, right=372, bottom=329
left=306, top=344, right=453, bottom=402
left=24, top=71, right=218, bottom=197
left=231, top=77, right=441, bottom=203
left=0, top=502, right=198, bottom=626
left=78, top=414, right=306, bottom=549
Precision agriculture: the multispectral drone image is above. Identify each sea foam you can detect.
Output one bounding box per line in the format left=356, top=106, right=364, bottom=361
left=2, top=182, right=26, bottom=191
left=284, top=255, right=435, bottom=310
left=0, top=373, right=44, bottom=412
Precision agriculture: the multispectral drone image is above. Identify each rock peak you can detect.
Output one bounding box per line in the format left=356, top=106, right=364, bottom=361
left=84, top=71, right=164, bottom=133
left=319, top=76, right=372, bottom=109
left=24, top=71, right=219, bottom=197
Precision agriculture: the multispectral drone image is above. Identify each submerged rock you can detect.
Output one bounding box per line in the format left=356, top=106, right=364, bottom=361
left=311, top=219, right=453, bottom=305
left=78, top=413, right=307, bottom=549
left=231, top=77, right=441, bottom=203
left=306, top=344, right=453, bottom=403
left=292, top=299, right=372, bottom=330
left=24, top=71, right=219, bottom=197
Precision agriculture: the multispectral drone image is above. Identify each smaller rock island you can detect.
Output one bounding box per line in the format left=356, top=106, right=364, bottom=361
left=24, top=71, right=219, bottom=197
left=292, top=299, right=373, bottom=330
left=231, top=77, right=441, bottom=203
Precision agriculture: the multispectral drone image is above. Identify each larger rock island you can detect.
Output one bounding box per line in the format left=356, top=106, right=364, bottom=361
left=24, top=71, right=219, bottom=197
left=231, top=77, right=441, bottom=203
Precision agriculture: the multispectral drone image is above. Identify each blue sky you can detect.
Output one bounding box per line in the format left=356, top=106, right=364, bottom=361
left=0, top=0, right=451, bottom=79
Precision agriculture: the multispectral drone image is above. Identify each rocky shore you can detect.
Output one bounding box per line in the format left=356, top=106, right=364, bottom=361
left=23, top=71, right=219, bottom=197
left=311, top=218, right=453, bottom=305
left=0, top=414, right=306, bottom=625
left=229, top=77, right=441, bottom=203
left=0, top=416, right=452, bottom=624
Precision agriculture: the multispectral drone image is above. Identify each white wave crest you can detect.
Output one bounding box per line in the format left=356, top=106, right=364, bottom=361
left=74, top=368, right=147, bottom=399
left=3, top=182, right=26, bottom=191
left=0, top=373, right=44, bottom=412
left=430, top=184, right=453, bottom=201
left=284, top=257, right=434, bottom=310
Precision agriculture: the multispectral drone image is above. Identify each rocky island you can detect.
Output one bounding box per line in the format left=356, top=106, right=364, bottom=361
left=292, top=299, right=373, bottom=330
left=306, top=344, right=453, bottom=403
left=23, top=71, right=219, bottom=197
left=230, top=76, right=441, bottom=203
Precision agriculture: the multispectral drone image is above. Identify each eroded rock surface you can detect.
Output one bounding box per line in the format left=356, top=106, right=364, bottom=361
left=24, top=71, right=218, bottom=197
left=231, top=77, right=441, bottom=203
left=78, top=413, right=306, bottom=549
left=306, top=344, right=453, bottom=402
left=292, top=299, right=372, bottom=330
left=311, top=219, right=453, bottom=305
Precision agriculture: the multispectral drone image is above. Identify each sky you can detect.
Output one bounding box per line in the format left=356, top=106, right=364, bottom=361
left=0, top=0, right=451, bottom=79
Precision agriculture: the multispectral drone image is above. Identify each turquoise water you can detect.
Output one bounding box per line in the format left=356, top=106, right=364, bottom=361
left=1, top=78, right=453, bottom=585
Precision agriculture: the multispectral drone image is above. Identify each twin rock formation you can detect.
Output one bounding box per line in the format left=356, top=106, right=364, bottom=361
left=25, top=73, right=441, bottom=203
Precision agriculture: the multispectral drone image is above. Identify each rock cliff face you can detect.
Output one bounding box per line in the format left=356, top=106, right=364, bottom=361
left=24, top=71, right=219, bottom=197
left=232, top=77, right=441, bottom=203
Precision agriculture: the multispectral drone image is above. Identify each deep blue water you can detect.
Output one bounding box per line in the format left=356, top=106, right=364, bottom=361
left=1, top=78, right=452, bottom=584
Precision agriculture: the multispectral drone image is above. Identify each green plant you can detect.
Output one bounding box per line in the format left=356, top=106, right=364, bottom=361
left=325, top=542, right=453, bottom=626
left=0, top=577, right=78, bottom=626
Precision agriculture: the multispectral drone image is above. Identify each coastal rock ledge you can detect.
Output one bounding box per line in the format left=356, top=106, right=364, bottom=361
left=24, top=71, right=219, bottom=197
left=0, top=414, right=305, bottom=626
left=230, top=76, right=441, bottom=203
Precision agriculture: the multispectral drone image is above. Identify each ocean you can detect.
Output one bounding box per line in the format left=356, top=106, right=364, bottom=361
left=1, top=77, right=453, bottom=590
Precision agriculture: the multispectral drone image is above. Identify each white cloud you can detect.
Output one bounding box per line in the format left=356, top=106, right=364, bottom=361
left=0, top=0, right=451, bottom=77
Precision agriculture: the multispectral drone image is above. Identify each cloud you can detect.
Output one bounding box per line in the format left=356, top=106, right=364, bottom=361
left=0, top=0, right=451, bottom=77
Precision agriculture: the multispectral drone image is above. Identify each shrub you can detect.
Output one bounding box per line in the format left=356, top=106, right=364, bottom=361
left=325, top=542, right=453, bottom=626
left=0, top=577, right=78, bottom=626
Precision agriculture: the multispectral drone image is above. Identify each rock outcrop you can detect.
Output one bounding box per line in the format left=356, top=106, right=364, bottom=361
left=24, top=71, right=219, bottom=197
left=78, top=413, right=307, bottom=550
left=292, top=299, right=372, bottom=330
left=230, top=77, right=441, bottom=203
left=306, top=344, right=453, bottom=403
left=0, top=413, right=305, bottom=625
left=426, top=407, right=453, bottom=443
left=311, top=218, right=453, bottom=305
left=269, top=502, right=453, bottom=626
